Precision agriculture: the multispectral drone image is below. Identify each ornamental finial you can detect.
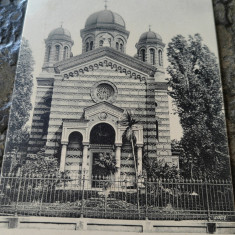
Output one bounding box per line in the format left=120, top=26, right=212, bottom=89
left=104, top=0, right=108, bottom=9
left=149, top=25, right=151, bottom=31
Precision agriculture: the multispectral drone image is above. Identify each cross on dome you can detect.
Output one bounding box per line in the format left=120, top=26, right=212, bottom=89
left=104, top=0, right=108, bottom=9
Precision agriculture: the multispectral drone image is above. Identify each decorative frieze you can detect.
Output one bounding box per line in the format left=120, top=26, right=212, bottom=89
left=54, top=47, right=156, bottom=76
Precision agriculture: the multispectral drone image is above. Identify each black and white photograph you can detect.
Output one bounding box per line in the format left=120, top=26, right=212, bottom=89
left=0, top=0, right=234, bottom=233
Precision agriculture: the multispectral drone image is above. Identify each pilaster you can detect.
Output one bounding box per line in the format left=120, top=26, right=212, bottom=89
left=82, top=143, right=89, bottom=179
left=60, top=142, right=68, bottom=172
left=115, top=144, right=122, bottom=181
left=155, top=82, right=173, bottom=164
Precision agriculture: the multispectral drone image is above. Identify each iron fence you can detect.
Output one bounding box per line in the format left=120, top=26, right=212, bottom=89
left=0, top=173, right=234, bottom=221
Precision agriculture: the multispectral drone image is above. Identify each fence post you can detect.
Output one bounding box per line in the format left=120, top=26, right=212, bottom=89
left=39, top=174, right=46, bottom=216
left=145, top=177, right=148, bottom=220
left=14, top=172, right=22, bottom=216
left=205, top=177, right=210, bottom=221
left=125, top=179, right=127, bottom=203
left=104, top=175, right=108, bottom=219
left=81, top=172, right=85, bottom=218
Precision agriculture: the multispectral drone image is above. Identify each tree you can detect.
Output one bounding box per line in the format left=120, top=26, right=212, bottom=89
left=167, top=34, right=230, bottom=179
left=120, top=110, right=141, bottom=215
left=143, top=157, right=179, bottom=180
left=12, top=148, right=58, bottom=176
left=93, top=152, right=117, bottom=176
left=3, top=38, right=34, bottom=171
left=120, top=110, right=139, bottom=180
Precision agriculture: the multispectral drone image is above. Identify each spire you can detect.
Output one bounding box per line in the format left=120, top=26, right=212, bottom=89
left=104, top=0, right=108, bottom=9
left=149, top=25, right=151, bottom=32
left=60, top=21, right=63, bottom=28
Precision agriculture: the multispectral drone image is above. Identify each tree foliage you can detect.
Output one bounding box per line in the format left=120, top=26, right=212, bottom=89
left=119, top=110, right=139, bottom=178
left=3, top=38, right=34, bottom=171
left=120, top=110, right=141, bottom=215
left=6, top=38, right=34, bottom=151
left=11, top=148, right=58, bottom=175
left=8, top=37, right=34, bottom=132
left=93, top=152, right=117, bottom=176
left=167, top=34, right=230, bottom=179
left=143, top=157, right=179, bottom=179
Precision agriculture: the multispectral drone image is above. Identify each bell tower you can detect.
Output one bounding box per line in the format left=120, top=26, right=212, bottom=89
left=42, top=26, right=74, bottom=72
left=135, top=28, right=178, bottom=167
left=135, top=27, right=165, bottom=70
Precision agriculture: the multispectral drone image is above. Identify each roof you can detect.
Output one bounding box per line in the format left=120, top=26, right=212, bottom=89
left=47, top=27, right=73, bottom=43
left=138, top=30, right=162, bottom=43
left=85, top=9, right=125, bottom=28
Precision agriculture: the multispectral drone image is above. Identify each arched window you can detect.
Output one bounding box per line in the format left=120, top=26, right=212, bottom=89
left=140, top=49, right=145, bottom=62
left=120, top=44, right=123, bottom=52
left=55, top=45, right=60, bottom=61
left=150, top=48, right=155, bottom=65
left=116, top=42, right=119, bottom=50
left=86, top=42, right=89, bottom=52
left=116, top=38, right=124, bottom=52
left=158, top=50, right=163, bottom=66
left=156, top=120, right=158, bottom=140
left=47, top=46, right=51, bottom=62
left=63, top=46, right=69, bottom=59
left=99, top=40, right=103, bottom=47
left=90, top=41, right=93, bottom=50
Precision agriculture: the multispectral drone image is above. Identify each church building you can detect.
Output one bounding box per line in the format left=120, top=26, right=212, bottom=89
left=27, top=7, right=178, bottom=181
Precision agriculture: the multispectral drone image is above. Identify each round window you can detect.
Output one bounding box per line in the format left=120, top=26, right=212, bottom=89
left=91, top=81, right=117, bottom=103
left=96, top=84, right=114, bottom=101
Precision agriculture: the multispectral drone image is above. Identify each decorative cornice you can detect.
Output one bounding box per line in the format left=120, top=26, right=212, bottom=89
left=155, top=82, right=168, bottom=91
left=80, top=24, right=130, bottom=38
left=137, top=40, right=165, bottom=48
left=62, top=119, right=89, bottom=123
left=37, top=77, right=54, bottom=86
left=54, top=47, right=157, bottom=79
left=61, top=141, right=68, bottom=145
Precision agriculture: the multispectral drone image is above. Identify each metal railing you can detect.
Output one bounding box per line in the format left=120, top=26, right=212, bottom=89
left=0, top=173, right=234, bottom=221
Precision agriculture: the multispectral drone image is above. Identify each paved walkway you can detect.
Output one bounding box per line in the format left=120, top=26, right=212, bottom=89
left=1, top=229, right=234, bottom=235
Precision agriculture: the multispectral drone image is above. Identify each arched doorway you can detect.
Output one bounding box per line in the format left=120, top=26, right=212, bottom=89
left=90, top=123, right=115, bottom=145
left=65, top=131, right=83, bottom=174
left=89, top=123, right=116, bottom=180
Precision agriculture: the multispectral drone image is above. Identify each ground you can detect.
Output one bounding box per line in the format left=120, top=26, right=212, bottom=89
left=0, top=229, right=234, bottom=235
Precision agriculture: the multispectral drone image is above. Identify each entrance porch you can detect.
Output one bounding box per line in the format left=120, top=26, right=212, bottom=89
left=59, top=102, right=143, bottom=185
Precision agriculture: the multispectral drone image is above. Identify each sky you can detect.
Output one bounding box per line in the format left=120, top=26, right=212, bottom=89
left=21, top=0, right=219, bottom=140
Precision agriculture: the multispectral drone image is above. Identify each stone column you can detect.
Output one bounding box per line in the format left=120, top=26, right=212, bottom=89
left=115, top=145, right=121, bottom=182
left=82, top=144, right=89, bottom=178
left=137, top=145, right=143, bottom=176
left=60, top=143, right=68, bottom=172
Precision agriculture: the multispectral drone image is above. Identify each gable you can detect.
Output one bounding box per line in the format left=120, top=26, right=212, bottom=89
left=84, top=101, right=124, bottom=120
left=54, top=47, right=157, bottom=82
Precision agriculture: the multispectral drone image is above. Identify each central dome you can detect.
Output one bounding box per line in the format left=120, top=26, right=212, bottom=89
left=81, top=9, right=129, bottom=53
left=85, top=9, right=126, bottom=28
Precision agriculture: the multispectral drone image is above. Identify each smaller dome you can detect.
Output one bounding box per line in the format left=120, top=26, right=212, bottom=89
left=138, top=30, right=162, bottom=43
left=47, top=27, right=73, bottom=42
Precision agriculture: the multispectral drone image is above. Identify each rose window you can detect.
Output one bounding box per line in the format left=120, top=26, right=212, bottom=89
left=91, top=81, right=117, bottom=103
left=96, top=84, right=114, bottom=101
